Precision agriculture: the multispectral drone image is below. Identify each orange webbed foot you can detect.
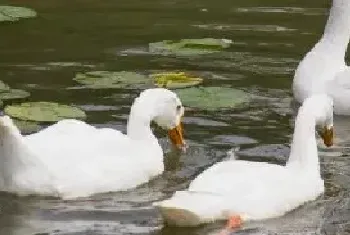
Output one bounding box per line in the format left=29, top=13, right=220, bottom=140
left=219, top=215, right=243, bottom=235
left=226, top=215, right=243, bottom=229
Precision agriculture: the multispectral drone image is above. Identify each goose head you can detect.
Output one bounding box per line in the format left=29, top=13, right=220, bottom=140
left=128, top=88, right=187, bottom=151
left=304, top=94, right=334, bottom=147
left=152, top=89, right=186, bottom=151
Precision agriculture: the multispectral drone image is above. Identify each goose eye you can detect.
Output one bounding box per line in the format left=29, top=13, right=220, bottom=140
left=176, top=105, right=182, bottom=112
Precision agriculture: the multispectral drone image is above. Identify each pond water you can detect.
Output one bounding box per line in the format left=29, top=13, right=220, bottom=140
left=1, top=0, right=350, bottom=234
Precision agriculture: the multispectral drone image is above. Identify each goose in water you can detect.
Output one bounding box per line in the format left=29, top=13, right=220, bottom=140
left=293, top=0, right=350, bottom=115
left=0, top=88, right=186, bottom=199
left=154, top=94, right=333, bottom=227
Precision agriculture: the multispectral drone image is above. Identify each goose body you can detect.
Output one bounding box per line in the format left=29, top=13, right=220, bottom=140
left=0, top=88, right=185, bottom=199
left=155, top=94, right=334, bottom=226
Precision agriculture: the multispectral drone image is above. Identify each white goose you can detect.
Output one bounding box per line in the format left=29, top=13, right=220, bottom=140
left=154, top=94, right=334, bottom=227
left=293, top=0, right=350, bottom=115
left=0, top=88, right=186, bottom=199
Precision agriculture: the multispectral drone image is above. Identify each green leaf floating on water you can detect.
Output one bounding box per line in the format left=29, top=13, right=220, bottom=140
left=176, top=87, right=250, bottom=110
left=73, top=71, right=203, bottom=89
left=5, top=102, right=86, bottom=122
left=73, top=71, right=151, bottom=89
left=13, top=119, right=41, bottom=134
left=0, top=80, right=30, bottom=101
left=149, top=38, right=233, bottom=56
left=0, top=89, right=30, bottom=100
left=0, top=6, right=37, bottom=22
left=151, top=72, right=203, bottom=89
left=0, top=81, right=9, bottom=90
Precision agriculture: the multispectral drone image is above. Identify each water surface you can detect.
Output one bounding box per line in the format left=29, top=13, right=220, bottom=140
left=1, top=0, right=350, bottom=234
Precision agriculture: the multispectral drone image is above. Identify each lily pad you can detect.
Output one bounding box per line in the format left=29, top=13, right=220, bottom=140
left=73, top=71, right=151, bottom=89
left=0, top=6, right=37, bottom=22
left=13, top=119, right=41, bottom=134
left=0, top=89, right=30, bottom=100
left=0, top=80, right=30, bottom=101
left=176, top=87, right=250, bottom=110
left=4, top=102, right=86, bottom=122
left=149, top=38, right=233, bottom=56
left=151, top=71, right=203, bottom=89
left=0, top=81, right=10, bottom=90
left=73, top=70, right=204, bottom=89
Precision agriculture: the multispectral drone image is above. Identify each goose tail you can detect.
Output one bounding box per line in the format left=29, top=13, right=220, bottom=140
left=0, top=116, right=57, bottom=196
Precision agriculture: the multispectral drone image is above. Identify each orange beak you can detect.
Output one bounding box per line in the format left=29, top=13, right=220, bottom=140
left=168, top=121, right=186, bottom=151
left=320, top=126, right=334, bottom=147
